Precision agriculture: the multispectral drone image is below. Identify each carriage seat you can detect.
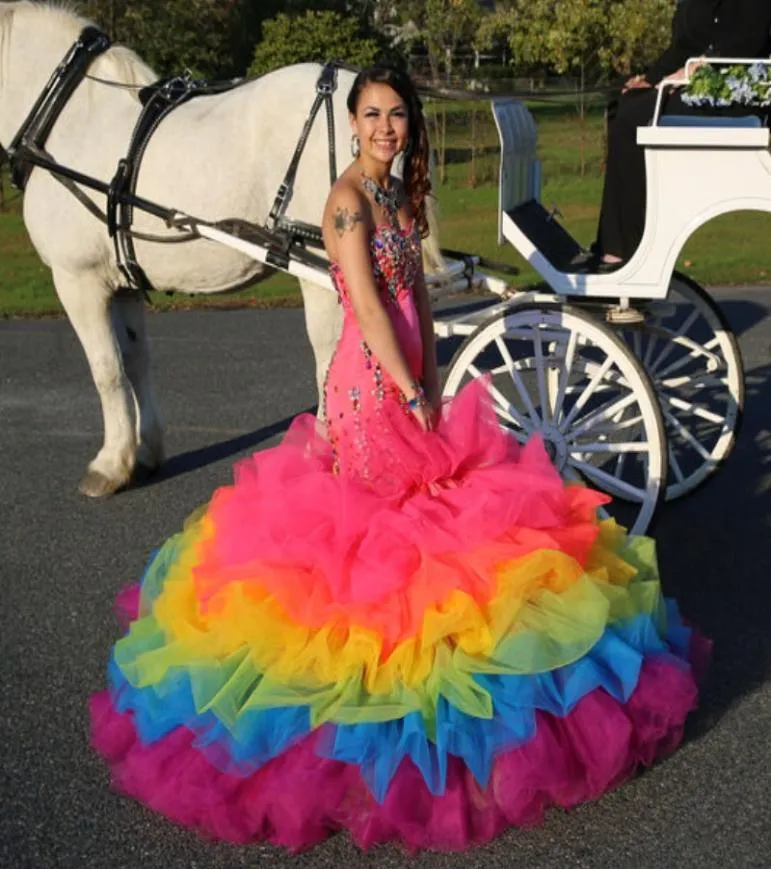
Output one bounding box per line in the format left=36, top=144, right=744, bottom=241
left=658, top=114, right=763, bottom=128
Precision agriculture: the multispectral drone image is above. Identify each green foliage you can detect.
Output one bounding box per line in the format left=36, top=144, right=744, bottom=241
left=248, top=11, right=380, bottom=77
left=75, top=0, right=351, bottom=78
left=476, top=0, right=676, bottom=81
left=604, top=0, right=674, bottom=76
left=386, top=0, right=481, bottom=80
left=426, top=0, right=482, bottom=77
left=77, top=0, right=233, bottom=78
left=121, top=0, right=234, bottom=79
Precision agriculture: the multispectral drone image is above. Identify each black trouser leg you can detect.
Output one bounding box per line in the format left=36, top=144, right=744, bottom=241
left=597, top=88, right=657, bottom=261
left=595, top=89, right=755, bottom=261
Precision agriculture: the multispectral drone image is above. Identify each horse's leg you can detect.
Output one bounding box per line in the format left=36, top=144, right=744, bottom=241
left=53, top=268, right=137, bottom=496
left=111, top=289, right=164, bottom=476
left=298, top=278, right=343, bottom=411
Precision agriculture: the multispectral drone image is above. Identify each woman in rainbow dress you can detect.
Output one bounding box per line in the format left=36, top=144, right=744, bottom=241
left=90, top=66, right=708, bottom=851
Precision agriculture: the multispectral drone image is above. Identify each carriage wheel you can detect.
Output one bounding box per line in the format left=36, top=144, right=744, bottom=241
left=616, top=272, right=745, bottom=500
left=442, top=303, right=667, bottom=536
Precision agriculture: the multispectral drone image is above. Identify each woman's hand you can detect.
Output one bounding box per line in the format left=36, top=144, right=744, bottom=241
left=410, top=401, right=434, bottom=432
left=622, top=73, right=652, bottom=93
left=405, top=384, right=436, bottom=432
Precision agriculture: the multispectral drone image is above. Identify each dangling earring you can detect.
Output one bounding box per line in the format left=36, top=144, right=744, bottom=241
left=350, top=134, right=360, bottom=158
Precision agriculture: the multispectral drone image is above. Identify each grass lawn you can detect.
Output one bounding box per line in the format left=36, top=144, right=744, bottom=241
left=2, top=100, right=769, bottom=317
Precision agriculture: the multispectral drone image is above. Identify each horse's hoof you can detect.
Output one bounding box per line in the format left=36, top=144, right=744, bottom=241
left=78, top=469, right=124, bottom=498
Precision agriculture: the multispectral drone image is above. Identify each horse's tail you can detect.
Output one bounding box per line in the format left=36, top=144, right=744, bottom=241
left=421, top=194, right=445, bottom=276
left=421, top=152, right=445, bottom=276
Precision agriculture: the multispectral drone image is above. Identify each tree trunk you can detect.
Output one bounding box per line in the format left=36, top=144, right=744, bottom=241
left=429, top=103, right=447, bottom=186
left=578, top=62, right=586, bottom=179
left=468, top=106, right=477, bottom=188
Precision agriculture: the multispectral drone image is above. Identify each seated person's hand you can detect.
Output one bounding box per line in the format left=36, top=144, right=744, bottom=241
left=622, top=73, right=652, bottom=93
left=661, top=67, right=685, bottom=85
left=661, top=59, right=706, bottom=86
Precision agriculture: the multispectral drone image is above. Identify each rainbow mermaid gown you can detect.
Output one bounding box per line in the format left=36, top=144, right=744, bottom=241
left=90, top=214, right=707, bottom=851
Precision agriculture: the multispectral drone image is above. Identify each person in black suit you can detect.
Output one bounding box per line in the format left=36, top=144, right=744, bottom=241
left=591, top=0, right=771, bottom=271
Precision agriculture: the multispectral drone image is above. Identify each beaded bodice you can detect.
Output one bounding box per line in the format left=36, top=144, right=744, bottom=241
left=329, top=220, right=422, bottom=310
left=323, top=175, right=425, bottom=482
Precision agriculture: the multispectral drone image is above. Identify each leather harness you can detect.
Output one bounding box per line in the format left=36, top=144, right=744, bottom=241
left=3, top=26, right=344, bottom=291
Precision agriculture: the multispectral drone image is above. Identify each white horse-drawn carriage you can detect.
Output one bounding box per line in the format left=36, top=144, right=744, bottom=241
left=1, top=3, right=766, bottom=535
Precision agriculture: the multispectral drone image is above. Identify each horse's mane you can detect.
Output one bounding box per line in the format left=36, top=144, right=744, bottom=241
left=1, top=2, right=156, bottom=99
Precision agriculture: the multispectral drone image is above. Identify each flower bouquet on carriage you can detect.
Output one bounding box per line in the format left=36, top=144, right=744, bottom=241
left=682, top=61, right=771, bottom=119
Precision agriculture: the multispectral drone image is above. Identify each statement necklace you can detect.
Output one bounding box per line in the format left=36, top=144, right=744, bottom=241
left=361, top=171, right=403, bottom=219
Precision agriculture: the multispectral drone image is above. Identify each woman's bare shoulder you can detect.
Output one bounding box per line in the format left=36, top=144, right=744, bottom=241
left=323, top=175, right=373, bottom=253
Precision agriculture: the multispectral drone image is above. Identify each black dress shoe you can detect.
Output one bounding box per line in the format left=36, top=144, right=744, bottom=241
left=569, top=251, right=624, bottom=274
left=595, top=258, right=624, bottom=274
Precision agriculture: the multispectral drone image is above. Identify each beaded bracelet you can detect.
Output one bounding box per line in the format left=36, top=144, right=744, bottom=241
left=405, top=381, right=425, bottom=410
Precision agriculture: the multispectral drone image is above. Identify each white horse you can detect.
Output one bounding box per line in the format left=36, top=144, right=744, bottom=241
left=0, top=1, right=444, bottom=497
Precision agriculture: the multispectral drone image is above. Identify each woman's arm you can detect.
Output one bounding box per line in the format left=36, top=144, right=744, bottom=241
left=324, top=184, right=430, bottom=425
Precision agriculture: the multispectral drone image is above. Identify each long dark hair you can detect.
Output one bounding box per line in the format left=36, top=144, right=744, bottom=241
left=347, top=66, right=432, bottom=239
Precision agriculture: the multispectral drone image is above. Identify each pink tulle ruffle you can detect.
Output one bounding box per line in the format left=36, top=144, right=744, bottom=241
left=90, top=640, right=706, bottom=852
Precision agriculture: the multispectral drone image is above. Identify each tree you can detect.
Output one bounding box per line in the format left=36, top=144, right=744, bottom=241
left=387, top=0, right=481, bottom=82
left=248, top=11, right=380, bottom=77
left=120, top=0, right=234, bottom=79
left=76, top=0, right=237, bottom=78
left=425, top=0, right=482, bottom=82
left=476, top=0, right=676, bottom=82
left=75, top=0, right=353, bottom=78
left=604, top=0, right=675, bottom=77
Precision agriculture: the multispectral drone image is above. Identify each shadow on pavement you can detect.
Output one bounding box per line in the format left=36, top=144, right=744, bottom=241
left=661, top=355, right=771, bottom=741
left=133, top=408, right=317, bottom=488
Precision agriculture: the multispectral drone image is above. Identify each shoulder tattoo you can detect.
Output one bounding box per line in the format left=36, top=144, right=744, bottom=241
left=333, top=207, right=364, bottom=236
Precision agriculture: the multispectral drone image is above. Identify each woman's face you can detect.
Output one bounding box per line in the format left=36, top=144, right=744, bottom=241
left=350, top=82, right=409, bottom=164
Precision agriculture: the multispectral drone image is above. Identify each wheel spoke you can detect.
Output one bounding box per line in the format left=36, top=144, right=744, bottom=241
left=642, top=328, right=659, bottom=368
left=655, top=340, right=721, bottom=380
left=661, top=392, right=725, bottom=425
left=550, top=329, right=578, bottom=428
left=567, top=393, right=638, bottom=440
left=560, top=356, right=615, bottom=430
left=661, top=407, right=713, bottom=462
left=659, top=373, right=728, bottom=391
left=668, top=444, right=686, bottom=484
left=493, top=337, right=541, bottom=427
left=568, top=457, right=651, bottom=501
left=574, top=442, right=650, bottom=454
left=531, top=325, right=551, bottom=424
left=468, top=363, right=533, bottom=432
left=649, top=309, right=700, bottom=373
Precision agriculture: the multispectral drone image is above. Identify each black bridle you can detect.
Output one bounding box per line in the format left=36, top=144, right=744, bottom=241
left=4, top=26, right=111, bottom=190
